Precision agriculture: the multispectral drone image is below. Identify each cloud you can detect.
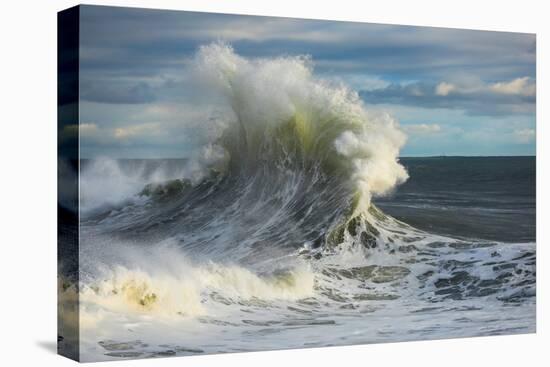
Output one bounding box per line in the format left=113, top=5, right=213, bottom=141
left=79, top=5, right=535, bottom=82
left=81, top=81, right=157, bottom=104
left=490, top=77, right=536, bottom=96
left=80, top=120, right=180, bottom=147
left=403, top=123, right=441, bottom=135
left=360, top=76, right=535, bottom=116
left=80, top=123, right=99, bottom=135
left=337, top=74, right=390, bottom=91
left=113, top=122, right=161, bottom=140
left=434, top=77, right=535, bottom=97
left=514, top=128, right=535, bottom=144
left=59, top=123, right=98, bottom=143
left=435, top=82, right=456, bottom=96
left=76, top=6, right=536, bottom=157
left=78, top=98, right=232, bottom=158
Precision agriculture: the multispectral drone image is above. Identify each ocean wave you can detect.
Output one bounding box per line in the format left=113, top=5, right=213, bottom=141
left=68, top=43, right=536, bottom=360
left=80, top=42, right=407, bottom=216
left=76, top=242, right=314, bottom=329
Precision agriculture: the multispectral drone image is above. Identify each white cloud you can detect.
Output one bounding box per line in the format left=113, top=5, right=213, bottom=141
left=514, top=128, right=535, bottom=144
left=113, top=122, right=161, bottom=140
left=435, top=82, right=456, bottom=96
left=59, top=123, right=98, bottom=143
left=435, top=77, right=535, bottom=98
left=403, top=123, right=441, bottom=135
left=341, top=74, right=390, bottom=91
left=80, top=123, right=98, bottom=136
left=490, top=77, right=536, bottom=97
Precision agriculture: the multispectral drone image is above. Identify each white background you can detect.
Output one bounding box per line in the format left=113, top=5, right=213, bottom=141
left=1, top=0, right=547, bottom=365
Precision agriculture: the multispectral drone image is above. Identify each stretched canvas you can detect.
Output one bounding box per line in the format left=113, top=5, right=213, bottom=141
left=58, top=5, right=536, bottom=362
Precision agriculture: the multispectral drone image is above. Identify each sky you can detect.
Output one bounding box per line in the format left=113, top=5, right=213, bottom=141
left=76, top=5, right=536, bottom=158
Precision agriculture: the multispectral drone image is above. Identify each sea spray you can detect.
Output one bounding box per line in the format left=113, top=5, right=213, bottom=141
left=80, top=43, right=408, bottom=216
left=192, top=42, right=408, bottom=211
left=73, top=44, right=535, bottom=361
left=78, top=244, right=315, bottom=326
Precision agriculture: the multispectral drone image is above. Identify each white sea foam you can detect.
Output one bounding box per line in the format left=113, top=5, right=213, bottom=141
left=79, top=147, right=226, bottom=213
left=69, top=43, right=536, bottom=362
left=78, top=243, right=314, bottom=328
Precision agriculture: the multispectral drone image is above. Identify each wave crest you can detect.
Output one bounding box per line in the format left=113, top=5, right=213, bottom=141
left=193, top=42, right=408, bottom=211
left=79, top=42, right=408, bottom=216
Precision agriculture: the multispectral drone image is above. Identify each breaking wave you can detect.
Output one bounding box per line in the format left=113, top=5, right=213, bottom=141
left=61, top=43, right=535, bottom=361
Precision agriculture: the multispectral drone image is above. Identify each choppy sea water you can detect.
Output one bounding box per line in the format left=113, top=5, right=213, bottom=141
left=57, top=44, right=535, bottom=361
left=57, top=156, right=535, bottom=362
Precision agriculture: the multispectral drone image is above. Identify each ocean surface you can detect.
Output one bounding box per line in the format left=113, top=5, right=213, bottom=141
left=58, top=156, right=536, bottom=361
left=57, top=44, right=536, bottom=361
left=376, top=156, right=536, bottom=243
